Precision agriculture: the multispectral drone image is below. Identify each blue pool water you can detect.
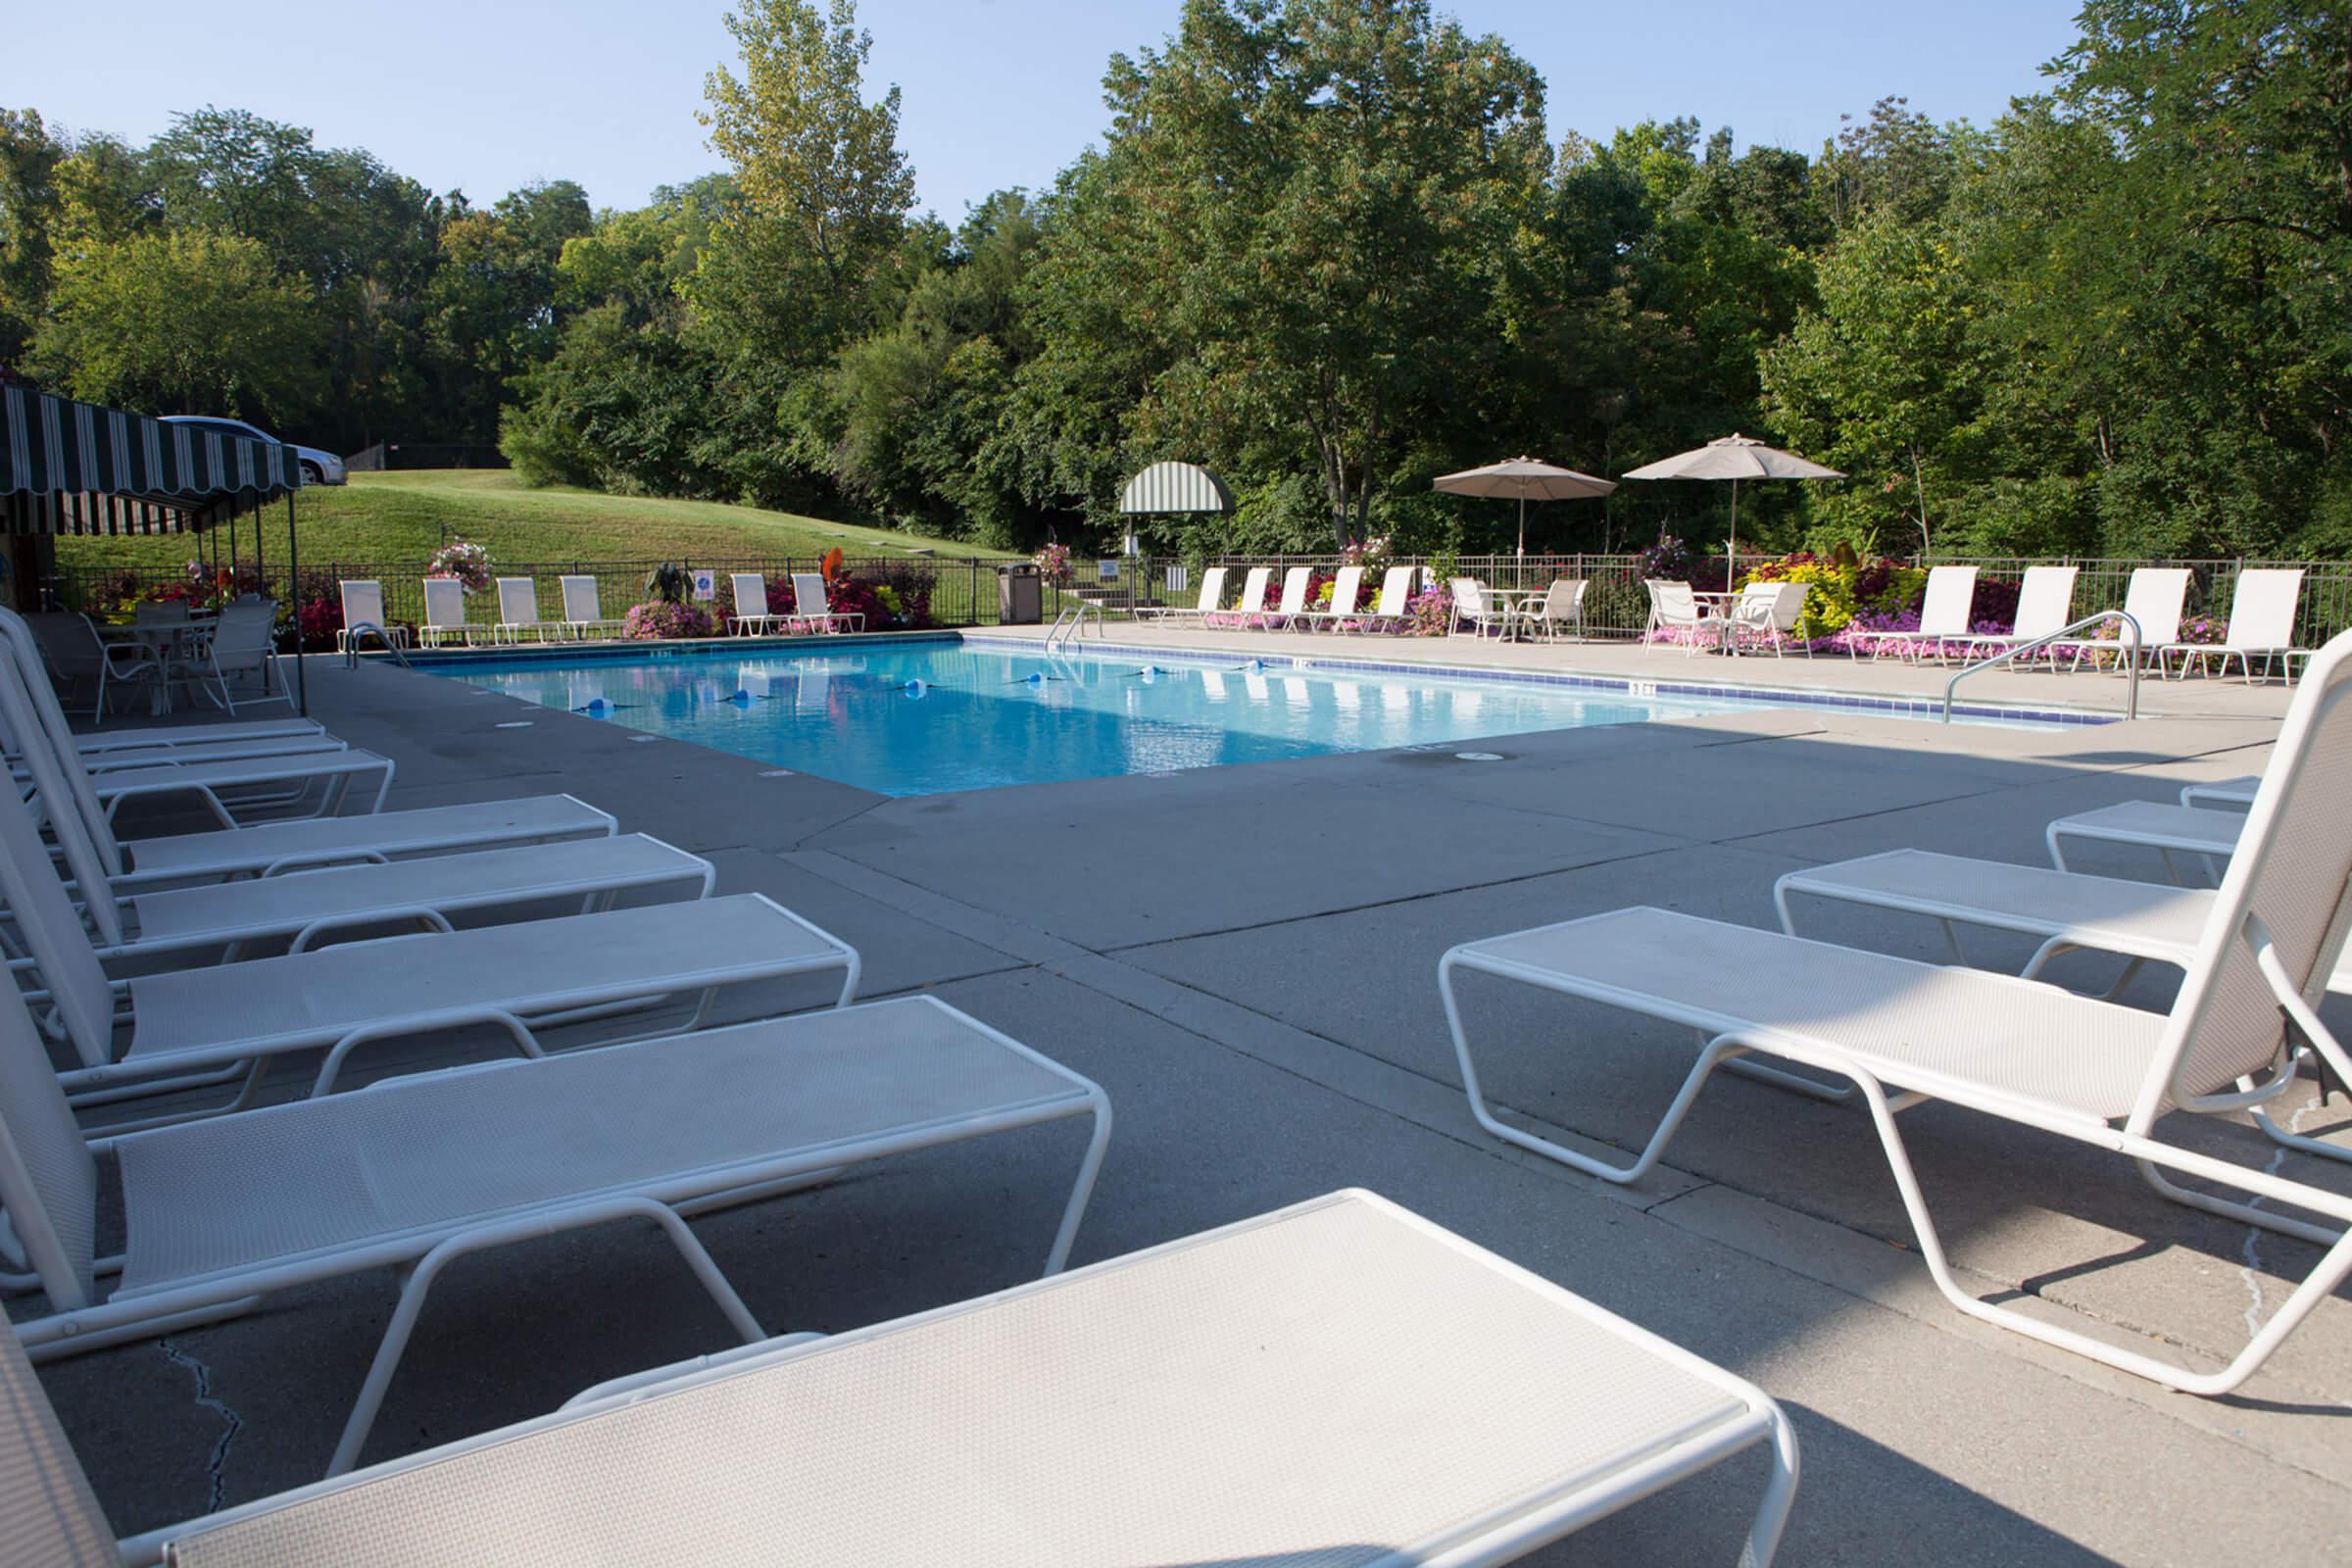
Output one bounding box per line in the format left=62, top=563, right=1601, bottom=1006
left=428, top=638, right=1995, bottom=797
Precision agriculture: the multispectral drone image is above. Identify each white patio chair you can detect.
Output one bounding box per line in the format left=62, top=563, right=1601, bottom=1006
left=418, top=577, right=475, bottom=647
left=0, top=647, right=611, bottom=891
left=1209, top=565, right=1271, bottom=628
left=1723, top=582, right=1812, bottom=658
left=559, top=574, right=626, bottom=640
left=179, top=599, right=294, bottom=713
left=1844, top=565, right=1977, bottom=662
left=1440, top=628, right=2352, bottom=1395
left=1955, top=564, right=2076, bottom=665
left=335, top=580, right=408, bottom=652
left=2050, top=566, right=2187, bottom=673
left=1525, top=577, right=1590, bottom=642
left=2162, top=566, right=2310, bottom=683
left=1131, top=564, right=1227, bottom=624
left=2181, top=775, right=2259, bottom=809
left=15, top=1194, right=1794, bottom=1568
left=0, top=980, right=1108, bottom=1480
left=1298, top=564, right=1363, bottom=631
left=31, top=611, right=163, bottom=719
left=493, top=577, right=553, bottom=644
left=1643, top=580, right=1723, bottom=656
left=1447, top=577, right=1515, bottom=638
left=790, top=572, right=866, bottom=633
left=730, top=573, right=786, bottom=635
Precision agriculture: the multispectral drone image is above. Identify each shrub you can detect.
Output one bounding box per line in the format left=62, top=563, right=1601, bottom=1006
left=621, top=600, right=716, bottom=639
left=1745, top=553, right=1927, bottom=640
left=1401, top=583, right=1453, bottom=636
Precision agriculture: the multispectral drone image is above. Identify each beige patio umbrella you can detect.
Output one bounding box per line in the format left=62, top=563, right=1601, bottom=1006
left=1620, top=433, right=1843, bottom=586
left=1433, top=457, right=1616, bottom=557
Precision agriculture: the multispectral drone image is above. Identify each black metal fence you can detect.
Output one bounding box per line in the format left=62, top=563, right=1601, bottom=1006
left=52, top=550, right=2352, bottom=652
left=344, top=442, right=510, bottom=472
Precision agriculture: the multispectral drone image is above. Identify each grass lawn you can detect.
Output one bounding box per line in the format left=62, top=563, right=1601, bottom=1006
left=56, top=469, right=1015, bottom=573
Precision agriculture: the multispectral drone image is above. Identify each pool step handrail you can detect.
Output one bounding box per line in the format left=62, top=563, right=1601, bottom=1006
left=1941, top=610, right=2140, bottom=723
left=342, top=623, right=413, bottom=670
left=1044, top=600, right=1103, bottom=654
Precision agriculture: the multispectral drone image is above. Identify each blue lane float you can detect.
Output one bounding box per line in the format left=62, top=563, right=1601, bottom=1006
left=903, top=679, right=928, bottom=698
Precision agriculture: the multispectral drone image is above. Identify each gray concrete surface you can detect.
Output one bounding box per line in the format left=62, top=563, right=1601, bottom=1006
left=20, top=641, right=2349, bottom=1564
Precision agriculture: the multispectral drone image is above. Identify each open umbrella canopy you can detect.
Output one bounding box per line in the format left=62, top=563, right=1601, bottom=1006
left=1621, top=434, right=1842, bottom=588
left=1433, top=457, right=1615, bottom=555
left=1620, top=433, right=1842, bottom=483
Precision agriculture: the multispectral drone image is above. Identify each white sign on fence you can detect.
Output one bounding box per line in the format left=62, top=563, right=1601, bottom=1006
left=691, top=569, right=716, bottom=601
left=1098, top=559, right=1121, bottom=582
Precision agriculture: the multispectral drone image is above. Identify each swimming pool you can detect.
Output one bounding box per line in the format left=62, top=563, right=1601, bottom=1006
left=428, top=637, right=2075, bottom=797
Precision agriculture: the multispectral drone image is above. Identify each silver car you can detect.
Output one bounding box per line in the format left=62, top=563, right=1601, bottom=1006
left=160, top=416, right=348, bottom=486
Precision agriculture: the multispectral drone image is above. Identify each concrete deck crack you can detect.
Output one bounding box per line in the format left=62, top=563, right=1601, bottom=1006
left=158, top=1339, right=243, bottom=1513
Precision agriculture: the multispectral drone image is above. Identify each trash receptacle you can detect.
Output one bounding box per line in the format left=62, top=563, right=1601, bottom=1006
left=998, top=564, right=1043, bottom=625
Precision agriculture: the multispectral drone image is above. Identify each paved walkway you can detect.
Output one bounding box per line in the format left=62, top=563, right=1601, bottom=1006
left=29, top=646, right=2346, bottom=1564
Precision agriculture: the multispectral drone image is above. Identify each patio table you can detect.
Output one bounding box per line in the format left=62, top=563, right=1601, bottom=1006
left=95, top=617, right=217, bottom=714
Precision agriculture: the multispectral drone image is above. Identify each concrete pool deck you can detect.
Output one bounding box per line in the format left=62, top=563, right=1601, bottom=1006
left=26, top=648, right=2348, bottom=1564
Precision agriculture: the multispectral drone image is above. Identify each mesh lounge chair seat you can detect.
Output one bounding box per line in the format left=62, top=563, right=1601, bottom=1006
left=1296, top=564, right=1364, bottom=630
left=559, top=575, right=627, bottom=640
left=72, top=745, right=397, bottom=825
left=115, top=794, right=618, bottom=885
left=1845, top=565, right=1977, bottom=662
left=57, top=895, right=858, bottom=1092
left=117, top=834, right=714, bottom=958
left=730, top=573, right=787, bottom=635
left=2181, top=775, right=2259, bottom=808
left=69, top=1193, right=1797, bottom=1567
left=16, top=728, right=345, bottom=775
left=790, top=572, right=865, bottom=634
left=0, top=990, right=1110, bottom=1480
left=493, top=578, right=554, bottom=644
left=1131, top=564, right=1227, bottom=623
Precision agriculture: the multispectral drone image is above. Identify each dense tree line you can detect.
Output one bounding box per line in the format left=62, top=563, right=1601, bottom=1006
left=7, top=0, right=2350, bottom=563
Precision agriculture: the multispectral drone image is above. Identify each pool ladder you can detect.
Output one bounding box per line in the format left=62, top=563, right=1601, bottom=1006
left=1044, top=600, right=1103, bottom=654
left=342, top=623, right=414, bottom=670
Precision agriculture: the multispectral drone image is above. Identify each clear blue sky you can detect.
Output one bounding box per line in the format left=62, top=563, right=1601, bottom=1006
left=6, top=1, right=2086, bottom=220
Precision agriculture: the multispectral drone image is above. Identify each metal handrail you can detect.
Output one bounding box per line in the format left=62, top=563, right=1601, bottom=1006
left=1941, top=611, right=2142, bottom=723
left=1044, top=601, right=1102, bottom=653
left=342, top=622, right=413, bottom=669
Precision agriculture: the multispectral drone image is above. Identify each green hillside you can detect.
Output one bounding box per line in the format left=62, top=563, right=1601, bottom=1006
left=56, top=470, right=1013, bottom=573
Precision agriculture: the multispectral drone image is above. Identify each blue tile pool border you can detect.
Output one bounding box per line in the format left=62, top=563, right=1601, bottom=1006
left=957, top=633, right=2120, bottom=727
left=394, top=628, right=2117, bottom=728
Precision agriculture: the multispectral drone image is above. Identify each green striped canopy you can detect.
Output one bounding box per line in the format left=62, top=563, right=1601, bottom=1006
left=0, top=384, right=301, bottom=536
left=1118, top=461, right=1234, bottom=516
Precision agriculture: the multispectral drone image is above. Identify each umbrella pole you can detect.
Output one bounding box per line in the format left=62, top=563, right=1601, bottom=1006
left=1517, top=495, right=1525, bottom=558
left=1727, top=478, right=1739, bottom=591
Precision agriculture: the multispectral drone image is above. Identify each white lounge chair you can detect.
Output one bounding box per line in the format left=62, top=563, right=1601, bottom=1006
left=1131, top=564, right=1227, bottom=624
left=0, top=649, right=395, bottom=827
left=1297, top=564, right=1363, bottom=631
left=789, top=572, right=865, bottom=634
left=559, top=574, right=627, bottom=640
left=493, top=577, right=553, bottom=644
left=1955, top=564, right=2076, bottom=665
left=730, top=573, right=786, bottom=635
left=0, top=773, right=857, bottom=1109
left=1525, top=577, right=1590, bottom=641
left=2181, top=775, right=2259, bottom=809
left=335, top=580, right=408, bottom=652
left=418, top=578, right=475, bottom=647
left=1644, top=580, right=1723, bottom=655
left=0, top=668, right=612, bottom=893
left=2162, top=566, right=2310, bottom=683
left=1258, top=565, right=1312, bottom=629
left=12, top=1193, right=1795, bottom=1568
left=1210, top=565, right=1271, bottom=628
left=2050, top=565, right=2187, bottom=672
left=1722, top=582, right=1811, bottom=658
left=1349, top=564, right=1418, bottom=633
left=1448, top=577, right=1515, bottom=638
left=1440, top=628, right=2352, bottom=1395
left=1844, top=564, right=1977, bottom=662
left=2045, top=800, right=2242, bottom=883
left=7, top=722, right=713, bottom=958
left=0, top=982, right=1108, bottom=1480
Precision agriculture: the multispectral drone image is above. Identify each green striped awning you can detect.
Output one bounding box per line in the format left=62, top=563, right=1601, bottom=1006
left=0, top=384, right=302, bottom=536
left=1118, top=461, right=1234, bottom=516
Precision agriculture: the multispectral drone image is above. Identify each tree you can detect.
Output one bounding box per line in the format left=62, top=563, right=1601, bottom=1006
left=27, top=226, right=319, bottom=417
left=0, top=108, right=65, bottom=365
left=1018, top=0, right=1549, bottom=549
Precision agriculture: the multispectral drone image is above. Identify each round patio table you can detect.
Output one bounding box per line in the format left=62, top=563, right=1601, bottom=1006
left=95, top=617, right=217, bottom=715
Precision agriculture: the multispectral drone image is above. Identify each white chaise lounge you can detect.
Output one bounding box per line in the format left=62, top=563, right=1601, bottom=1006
left=1440, top=627, right=2352, bottom=1394
left=6, top=1191, right=1794, bottom=1567
left=1131, top=564, right=1228, bottom=624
